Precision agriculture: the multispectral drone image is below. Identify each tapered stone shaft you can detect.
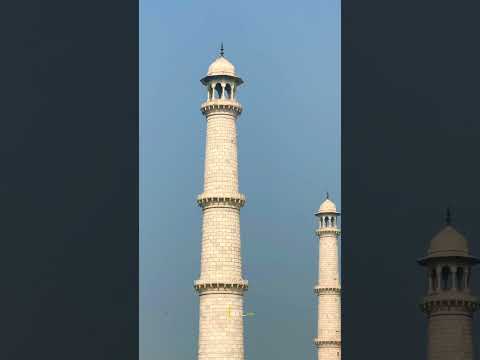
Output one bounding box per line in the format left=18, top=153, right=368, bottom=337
left=314, top=197, right=341, bottom=360
left=194, top=51, right=247, bottom=360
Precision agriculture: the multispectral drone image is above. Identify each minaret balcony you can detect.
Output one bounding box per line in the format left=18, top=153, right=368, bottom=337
left=314, top=339, right=341, bottom=348
left=194, top=279, right=248, bottom=295
left=315, top=228, right=341, bottom=236
left=201, top=99, right=242, bottom=116
left=314, top=286, right=341, bottom=295
left=197, top=192, right=246, bottom=209
left=420, top=293, right=479, bottom=314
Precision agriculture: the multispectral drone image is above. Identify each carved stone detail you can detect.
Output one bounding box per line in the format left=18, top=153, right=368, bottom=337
left=314, top=287, right=341, bottom=295
left=316, top=228, right=341, bottom=236
left=194, top=280, right=248, bottom=295
left=197, top=193, right=246, bottom=209
left=420, top=296, right=479, bottom=314
left=200, top=100, right=242, bottom=116
left=314, top=339, right=341, bottom=348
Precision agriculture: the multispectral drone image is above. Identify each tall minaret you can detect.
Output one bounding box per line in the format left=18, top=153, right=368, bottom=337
left=314, top=195, right=341, bottom=360
left=418, top=210, right=479, bottom=360
left=194, top=46, right=248, bottom=360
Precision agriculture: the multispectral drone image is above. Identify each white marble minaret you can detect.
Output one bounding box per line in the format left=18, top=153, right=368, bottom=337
left=194, top=46, right=248, bottom=360
left=314, top=195, right=341, bottom=360
left=418, top=209, right=479, bottom=360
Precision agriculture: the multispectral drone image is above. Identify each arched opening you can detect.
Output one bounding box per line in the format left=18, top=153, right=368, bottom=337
left=456, top=267, right=464, bottom=290
left=325, top=217, right=330, bottom=227
left=208, top=86, right=213, bottom=100
left=441, top=266, right=452, bottom=290
left=319, top=217, right=323, bottom=228
left=224, top=83, right=232, bottom=99
left=431, top=269, right=438, bottom=291
left=214, top=83, right=222, bottom=99
left=331, top=216, right=335, bottom=227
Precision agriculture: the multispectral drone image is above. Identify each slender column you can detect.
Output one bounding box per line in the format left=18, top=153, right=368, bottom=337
left=436, top=265, right=442, bottom=291
left=428, top=270, right=433, bottom=294
left=464, top=268, right=469, bottom=290
left=195, top=72, right=246, bottom=360
left=314, top=205, right=341, bottom=360
left=451, top=266, right=457, bottom=290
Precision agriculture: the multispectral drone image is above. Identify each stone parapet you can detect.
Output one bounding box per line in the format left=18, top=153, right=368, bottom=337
left=420, top=294, right=479, bottom=315
left=314, top=339, right=341, bottom=348
left=201, top=99, right=242, bottom=116
left=314, top=286, right=341, bottom=295
left=197, top=193, right=246, bottom=209
left=194, top=280, right=248, bottom=295
left=316, top=228, right=341, bottom=236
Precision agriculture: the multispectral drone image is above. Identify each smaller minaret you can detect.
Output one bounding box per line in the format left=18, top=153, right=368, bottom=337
left=314, top=194, right=341, bottom=360
left=418, top=209, right=479, bottom=360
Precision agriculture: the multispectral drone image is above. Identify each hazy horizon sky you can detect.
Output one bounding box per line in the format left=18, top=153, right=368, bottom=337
left=140, top=1, right=340, bottom=359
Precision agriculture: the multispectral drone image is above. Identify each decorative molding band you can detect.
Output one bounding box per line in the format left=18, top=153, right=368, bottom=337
left=314, top=339, right=341, bottom=348
left=201, top=101, right=242, bottom=116
left=314, top=287, right=341, bottom=295
left=194, top=280, right=248, bottom=295
left=315, top=228, right=341, bottom=236
left=197, top=193, right=246, bottom=209
left=420, top=297, right=479, bottom=314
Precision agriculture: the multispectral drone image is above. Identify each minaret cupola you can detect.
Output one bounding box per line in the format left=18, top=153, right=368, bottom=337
left=201, top=44, right=243, bottom=102
left=315, top=193, right=341, bottom=232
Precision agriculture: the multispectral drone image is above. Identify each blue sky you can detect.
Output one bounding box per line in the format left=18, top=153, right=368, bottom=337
left=140, top=1, right=340, bottom=359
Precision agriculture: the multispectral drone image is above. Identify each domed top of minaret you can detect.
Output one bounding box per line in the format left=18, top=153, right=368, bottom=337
left=315, top=193, right=340, bottom=215
left=201, top=44, right=243, bottom=85
left=418, top=208, right=479, bottom=265
left=207, top=56, right=236, bottom=77
left=428, top=225, right=469, bottom=258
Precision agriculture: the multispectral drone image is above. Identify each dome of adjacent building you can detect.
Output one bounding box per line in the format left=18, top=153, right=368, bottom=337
left=427, top=225, right=469, bottom=258
left=207, top=56, right=236, bottom=77
left=316, top=198, right=338, bottom=214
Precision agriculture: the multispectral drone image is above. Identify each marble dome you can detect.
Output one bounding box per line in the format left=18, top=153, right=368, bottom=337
left=207, top=56, right=236, bottom=77
left=428, top=225, right=469, bottom=258
left=316, top=198, right=338, bottom=214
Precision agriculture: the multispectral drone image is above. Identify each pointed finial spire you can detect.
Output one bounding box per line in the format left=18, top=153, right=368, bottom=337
left=220, top=43, right=224, bottom=57
left=326, top=192, right=330, bottom=199
left=445, top=207, right=452, bottom=225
